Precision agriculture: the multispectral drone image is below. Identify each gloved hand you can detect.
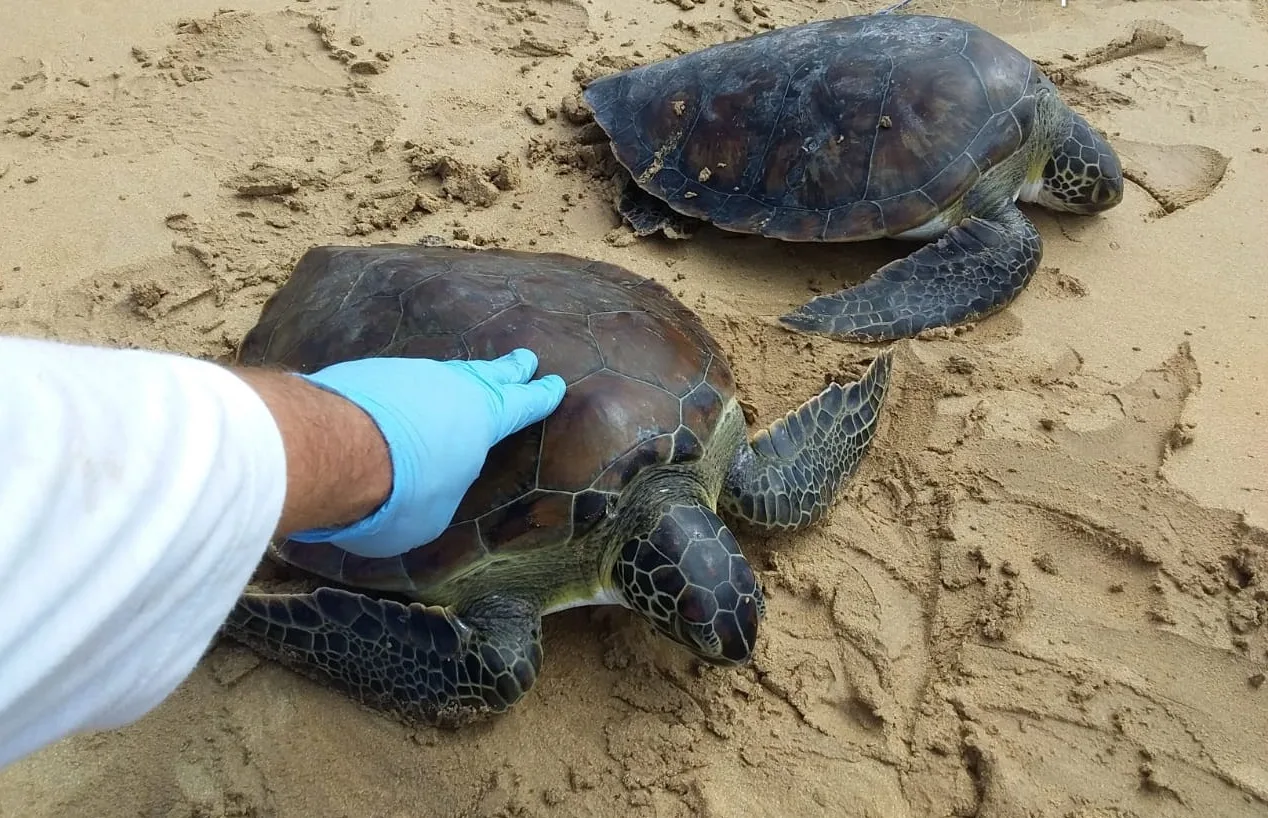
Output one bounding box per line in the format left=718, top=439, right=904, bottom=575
left=287, top=348, right=566, bottom=558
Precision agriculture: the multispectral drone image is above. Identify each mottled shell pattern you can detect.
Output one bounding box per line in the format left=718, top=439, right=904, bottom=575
left=583, top=14, right=1040, bottom=241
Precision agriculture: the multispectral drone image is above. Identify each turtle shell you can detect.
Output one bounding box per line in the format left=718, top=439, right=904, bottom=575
left=583, top=14, right=1041, bottom=241
left=236, top=244, right=736, bottom=593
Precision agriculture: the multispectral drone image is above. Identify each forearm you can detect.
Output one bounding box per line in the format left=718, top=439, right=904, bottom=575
left=233, top=369, right=391, bottom=536
left=0, top=337, right=287, bottom=770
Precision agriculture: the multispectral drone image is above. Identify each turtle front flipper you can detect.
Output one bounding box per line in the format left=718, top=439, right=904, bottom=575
left=779, top=205, right=1043, bottom=341
left=617, top=177, right=700, bottom=239
left=222, top=588, right=543, bottom=727
left=719, top=346, right=893, bottom=532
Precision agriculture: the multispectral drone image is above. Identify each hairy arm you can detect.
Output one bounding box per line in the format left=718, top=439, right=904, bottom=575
left=234, top=369, right=392, bottom=537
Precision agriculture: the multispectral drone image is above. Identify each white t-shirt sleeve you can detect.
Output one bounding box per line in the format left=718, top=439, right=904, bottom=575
left=0, top=335, right=288, bottom=770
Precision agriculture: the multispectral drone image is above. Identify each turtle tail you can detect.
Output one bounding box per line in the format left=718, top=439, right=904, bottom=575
left=718, top=346, right=893, bottom=532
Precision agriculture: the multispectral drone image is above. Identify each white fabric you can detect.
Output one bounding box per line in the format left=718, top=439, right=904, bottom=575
left=0, top=336, right=287, bottom=770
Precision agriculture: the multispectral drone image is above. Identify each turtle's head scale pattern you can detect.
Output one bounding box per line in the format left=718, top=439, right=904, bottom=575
left=612, top=499, right=764, bottom=665
left=1034, top=112, right=1125, bottom=214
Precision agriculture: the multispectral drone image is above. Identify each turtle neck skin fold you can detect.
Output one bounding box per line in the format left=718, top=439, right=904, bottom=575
left=0, top=335, right=287, bottom=771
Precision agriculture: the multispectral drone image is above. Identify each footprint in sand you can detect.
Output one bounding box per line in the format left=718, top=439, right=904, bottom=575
left=1117, top=139, right=1231, bottom=217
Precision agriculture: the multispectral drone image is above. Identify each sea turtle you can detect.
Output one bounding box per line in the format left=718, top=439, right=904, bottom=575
left=223, top=243, right=893, bottom=726
left=581, top=12, right=1124, bottom=341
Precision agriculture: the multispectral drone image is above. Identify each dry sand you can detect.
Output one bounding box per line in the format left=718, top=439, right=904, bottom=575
left=2, top=0, right=1266, bottom=815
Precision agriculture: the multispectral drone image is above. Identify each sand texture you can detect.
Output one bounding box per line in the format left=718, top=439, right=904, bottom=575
left=2, top=0, right=1266, bottom=815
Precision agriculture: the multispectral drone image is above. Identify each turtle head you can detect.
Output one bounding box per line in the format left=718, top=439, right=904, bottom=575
left=612, top=501, right=765, bottom=666
left=1035, top=114, right=1124, bottom=214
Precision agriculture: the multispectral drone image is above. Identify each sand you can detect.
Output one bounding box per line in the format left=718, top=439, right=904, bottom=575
left=1, top=0, right=1266, bottom=815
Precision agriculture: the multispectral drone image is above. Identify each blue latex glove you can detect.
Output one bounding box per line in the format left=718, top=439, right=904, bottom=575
left=287, top=348, right=566, bottom=558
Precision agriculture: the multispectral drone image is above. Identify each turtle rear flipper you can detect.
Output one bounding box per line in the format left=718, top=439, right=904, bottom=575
left=223, top=588, right=542, bottom=727
left=779, top=205, right=1043, bottom=342
left=720, top=346, right=893, bottom=532
left=617, top=177, right=700, bottom=239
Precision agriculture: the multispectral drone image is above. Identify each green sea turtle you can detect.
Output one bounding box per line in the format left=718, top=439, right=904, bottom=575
left=223, top=244, right=893, bottom=726
left=581, top=12, right=1124, bottom=341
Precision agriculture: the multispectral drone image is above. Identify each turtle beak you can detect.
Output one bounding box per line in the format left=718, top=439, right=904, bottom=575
left=1092, top=158, right=1125, bottom=210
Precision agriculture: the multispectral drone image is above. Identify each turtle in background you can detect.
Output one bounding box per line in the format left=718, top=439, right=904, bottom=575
left=581, top=12, right=1124, bottom=341
left=223, top=244, right=894, bottom=727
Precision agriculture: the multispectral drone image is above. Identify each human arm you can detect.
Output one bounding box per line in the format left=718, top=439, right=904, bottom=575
left=0, top=336, right=564, bottom=770
left=234, top=368, right=393, bottom=537
left=235, top=344, right=568, bottom=550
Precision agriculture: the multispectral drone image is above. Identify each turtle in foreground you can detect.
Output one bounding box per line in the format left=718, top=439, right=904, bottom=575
left=582, top=12, right=1125, bottom=341
left=223, top=244, right=893, bottom=726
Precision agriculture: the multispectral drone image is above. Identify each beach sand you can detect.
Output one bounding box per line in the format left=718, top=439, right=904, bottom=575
left=1, top=0, right=1265, bottom=815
